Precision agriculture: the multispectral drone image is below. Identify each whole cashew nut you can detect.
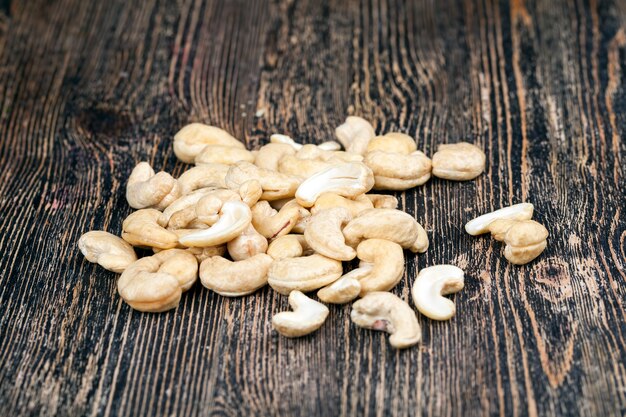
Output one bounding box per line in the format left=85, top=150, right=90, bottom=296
left=266, top=234, right=312, bottom=260
left=126, top=162, right=181, bottom=210
left=351, top=292, right=421, bottom=349
left=490, top=219, right=548, bottom=264
left=364, top=151, right=432, bottom=190
left=194, top=145, right=255, bottom=166
left=335, top=116, right=376, bottom=155
left=177, top=164, right=230, bottom=195
left=366, top=132, right=417, bottom=154
left=304, top=207, right=356, bottom=261
left=317, top=266, right=372, bottom=304
left=174, top=123, right=245, bottom=164
left=431, top=142, right=485, bottom=181
left=254, top=143, right=296, bottom=171
left=78, top=231, right=137, bottom=273
left=227, top=224, right=268, bottom=261
left=464, top=203, right=534, bottom=236
left=225, top=161, right=301, bottom=201
left=251, top=200, right=308, bottom=239
left=411, top=265, right=464, bottom=320
left=356, top=239, right=404, bottom=295
left=268, top=254, right=343, bottom=295
left=272, top=291, right=329, bottom=337
left=311, top=193, right=373, bottom=217
left=179, top=201, right=252, bottom=247
left=199, top=254, right=273, bottom=296
left=122, top=209, right=179, bottom=249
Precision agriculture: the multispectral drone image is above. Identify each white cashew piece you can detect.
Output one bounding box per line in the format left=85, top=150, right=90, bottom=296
left=317, top=266, right=372, bottom=304
left=227, top=224, right=268, bottom=261
left=78, top=231, right=137, bottom=273
left=295, top=162, right=375, bottom=208
left=126, top=162, right=181, bottom=210
left=173, top=123, right=245, bottom=164
left=272, top=291, right=329, bottom=337
left=268, top=254, right=343, bottom=295
left=199, top=254, right=273, bottom=296
left=335, top=116, right=376, bottom=155
left=411, top=265, right=464, bottom=320
left=351, top=292, right=421, bottom=349
left=270, top=133, right=302, bottom=150
left=179, top=201, right=251, bottom=247
left=356, top=239, right=404, bottom=295
left=304, top=207, right=356, bottom=261
left=464, top=203, right=534, bottom=236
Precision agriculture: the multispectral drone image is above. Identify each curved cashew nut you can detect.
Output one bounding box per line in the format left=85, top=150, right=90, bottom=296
left=351, top=292, right=421, bottom=349
left=268, top=254, right=343, bottom=295
left=366, top=132, right=417, bottom=154
left=335, top=116, right=376, bottom=155
left=78, top=231, right=137, bottom=273
left=317, top=266, right=372, bottom=304
left=177, top=164, right=230, bottom=194
left=158, top=188, right=215, bottom=227
left=251, top=200, right=308, bottom=239
left=464, top=203, right=534, bottom=236
left=364, top=151, right=432, bottom=190
left=431, top=142, right=485, bottom=181
left=126, top=162, right=181, bottom=210
left=272, top=291, right=329, bottom=337
left=167, top=190, right=240, bottom=229
left=199, top=254, right=273, bottom=296
left=225, top=161, right=301, bottom=201
left=122, top=209, right=179, bottom=249
left=238, top=180, right=263, bottom=207
left=227, top=224, right=268, bottom=261
left=356, top=239, right=404, bottom=295
left=266, top=234, right=312, bottom=260
left=295, top=162, right=375, bottom=208
left=179, top=201, right=251, bottom=247
left=490, top=219, right=548, bottom=265
left=304, top=207, right=356, bottom=261
left=311, top=193, right=374, bottom=217
left=366, top=194, right=398, bottom=209
left=270, top=133, right=302, bottom=150
left=254, top=143, right=296, bottom=171
left=411, top=265, right=464, bottom=320
left=194, top=145, right=255, bottom=166
left=117, top=249, right=198, bottom=312
left=173, top=123, right=245, bottom=164
left=343, top=208, right=428, bottom=253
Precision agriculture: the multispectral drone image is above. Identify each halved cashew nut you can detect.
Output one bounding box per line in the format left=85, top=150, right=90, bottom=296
left=304, top=207, right=356, bottom=261
left=266, top=234, right=312, bottom=260
left=317, top=266, right=371, bottom=304
left=335, top=116, right=376, bottom=155
left=490, top=219, right=548, bottom=265
left=225, top=161, right=301, bottom=201
left=343, top=209, right=428, bottom=253
left=411, top=265, right=464, bottom=320
left=295, top=162, right=375, bottom=207
left=194, top=145, right=255, bottom=166
left=351, top=292, right=421, bottom=349
left=199, top=254, right=273, bottom=296
left=122, top=209, right=179, bottom=249
left=268, top=254, right=343, bottom=295
left=431, top=142, right=485, bottom=181
left=464, top=203, right=534, bottom=236
left=272, top=291, right=329, bottom=337
left=179, top=201, right=251, bottom=247
left=174, top=123, right=245, bottom=164
left=126, top=162, right=181, bottom=210
left=78, top=231, right=137, bottom=273
left=117, top=249, right=198, bottom=312
left=364, top=151, right=432, bottom=190
left=311, top=193, right=373, bottom=217
left=254, top=143, right=296, bottom=171
left=356, top=239, right=404, bottom=295
left=177, top=164, right=230, bottom=194
left=227, top=224, right=268, bottom=261
left=251, top=200, right=307, bottom=239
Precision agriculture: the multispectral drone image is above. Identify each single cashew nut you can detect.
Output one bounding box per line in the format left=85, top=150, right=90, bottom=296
left=126, top=162, right=181, bottom=210
left=464, top=203, right=534, bottom=236
left=179, top=201, right=251, bottom=247
left=431, top=142, right=486, bottom=180
left=251, top=200, right=307, bottom=239
left=254, top=143, right=296, bottom=171
left=366, top=194, right=398, bottom=209
left=174, top=123, right=245, bottom=164
left=304, top=208, right=355, bottom=261
left=295, top=162, right=375, bottom=208
left=266, top=234, right=312, bottom=260
left=194, top=145, right=255, bottom=166
left=199, top=254, right=273, bottom=296
left=411, top=265, right=464, bottom=320
left=311, top=193, right=373, bottom=217
left=356, top=239, right=404, bottom=295
left=364, top=150, right=432, bottom=190
left=351, top=292, right=421, bottom=349
left=272, top=291, right=329, bottom=337
left=177, top=164, right=230, bottom=195
left=78, top=231, right=137, bottom=273
left=227, top=224, right=268, bottom=261
left=366, top=132, right=417, bottom=154
left=122, top=209, right=179, bottom=249
left=492, top=219, right=548, bottom=265
left=225, top=161, right=301, bottom=201
left=335, top=116, right=376, bottom=155
left=343, top=208, right=428, bottom=253
left=268, top=254, right=343, bottom=295
left=317, top=266, right=372, bottom=304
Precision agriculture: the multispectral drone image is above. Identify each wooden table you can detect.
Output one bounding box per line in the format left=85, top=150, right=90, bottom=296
left=1, top=0, right=625, bottom=416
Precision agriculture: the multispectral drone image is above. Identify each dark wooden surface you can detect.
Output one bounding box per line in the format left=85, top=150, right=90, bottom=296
left=0, top=0, right=625, bottom=416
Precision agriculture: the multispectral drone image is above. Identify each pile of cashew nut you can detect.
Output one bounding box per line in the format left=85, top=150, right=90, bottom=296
left=78, top=117, right=548, bottom=349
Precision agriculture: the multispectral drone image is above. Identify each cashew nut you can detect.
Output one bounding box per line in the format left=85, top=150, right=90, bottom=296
left=295, top=162, right=375, bottom=208
left=366, top=132, right=417, bottom=154
left=225, top=161, right=301, bottom=201
left=238, top=180, right=263, bottom=207
left=277, top=154, right=335, bottom=178
left=126, top=162, right=181, bottom=210
left=411, top=265, right=464, bottom=320
left=254, top=143, right=296, bottom=171
left=356, top=239, right=404, bottom=295
left=122, top=209, right=179, bottom=249
left=78, top=231, right=137, bottom=273
left=364, top=150, right=432, bottom=190
left=177, top=164, right=230, bottom=194
left=335, top=116, right=376, bottom=155
left=199, top=254, right=273, bottom=296
left=179, top=201, right=251, bottom=247
left=173, top=123, right=245, bottom=164
left=194, top=145, right=255, bottom=166
left=266, top=234, right=313, bottom=260
left=490, top=219, right=548, bottom=264
left=268, top=254, right=343, bottom=295
left=317, top=141, right=342, bottom=151
left=304, top=207, right=356, bottom=261
left=158, top=188, right=216, bottom=227
left=317, top=266, right=371, bottom=304
left=431, top=142, right=485, bottom=180
left=251, top=200, right=307, bottom=239
left=311, top=193, right=373, bottom=217
left=343, top=208, right=428, bottom=253
left=272, top=291, right=329, bottom=337
left=464, top=203, right=534, bottom=236
left=270, top=133, right=302, bottom=150
left=351, top=292, right=421, bottom=349
left=117, top=249, right=198, bottom=312
left=227, top=224, right=268, bottom=261
left=365, top=194, right=398, bottom=209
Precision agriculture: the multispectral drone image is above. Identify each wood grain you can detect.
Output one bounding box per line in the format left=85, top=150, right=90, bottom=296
left=0, top=0, right=625, bottom=416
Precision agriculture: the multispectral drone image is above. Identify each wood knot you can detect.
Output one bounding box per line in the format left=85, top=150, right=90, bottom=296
left=75, top=104, right=133, bottom=143
left=530, top=257, right=572, bottom=302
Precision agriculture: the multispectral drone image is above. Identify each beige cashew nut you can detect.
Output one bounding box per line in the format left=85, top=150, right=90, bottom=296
left=173, top=123, right=245, bottom=164
left=254, top=143, right=296, bottom=171
left=311, top=193, right=373, bottom=217
left=364, top=150, right=432, bottom=190
left=268, top=254, right=343, bottom=295
left=225, top=161, right=301, bottom=201
left=122, top=209, right=179, bottom=249
left=365, top=194, right=398, bottom=209
left=78, top=231, right=137, bottom=273
left=411, top=265, right=464, bottom=320
left=177, top=164, right=230, bottom=194
left=251, top=200, right=308, bottom=239
left=227, top=224, right=268, bottom=261
left=304, top=207, right=356, bottom=261
left=126, top=162, right=181, bottom=210
left=199, top=254, right=273, bottom=296
left=179, top=201, right=251, bottom=247
left=317, top=266, right=372, bottom=304
left=194, top=145, right=255, bottom=166
left=356, top=239, right=404, bottom=295
left=272, top=291, right=329, bottom=337
left=335, top=116, right=376, bottom=155
left=490, top=219, right=548, bottom=265
left=266, top=234, right=312, bottom=260
left=431, top=142, right=485, bottom=181
left=464, top=203, right=534, bottom=236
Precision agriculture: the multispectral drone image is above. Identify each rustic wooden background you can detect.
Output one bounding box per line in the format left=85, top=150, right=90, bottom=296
left=0, top=0, right=625, bottom=416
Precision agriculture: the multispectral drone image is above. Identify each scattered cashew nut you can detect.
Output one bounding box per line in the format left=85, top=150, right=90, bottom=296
left=356, top=239, right=404, bottom=295
left=431, top=142, right=485, bottom=181
left=179, top=201, right=251, bottom=247
left=317, top=266, right=372, bottom=304
left=78, top=231, right=137, bottom=273
left=251, top=200, right=307, bottom=239
left=126, top=162, right=181, bottom=210
left=199, top=254, right=273, bottom=296
left=304, top=207, right=356, bottom=261
left=268, top=254, right=343, bottom=295
left=335, top=116, right=376, bottom=155
left=490, top=219, right=548, bottom=265
left=272, top=291, right=329, bottom=337
left=122, top=209, right=179, bottom=249
left=173, top=123, right=245, bottom=164
left=295, top=162, right=375, bottom=207
left=464, top=203, right=534, bottom=236
left=411, top=265, right=464, bottom=320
